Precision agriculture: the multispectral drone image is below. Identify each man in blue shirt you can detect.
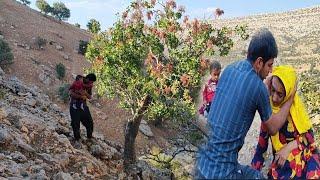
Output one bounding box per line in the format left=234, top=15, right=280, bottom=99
left=196, top=28, right=296, bottom=179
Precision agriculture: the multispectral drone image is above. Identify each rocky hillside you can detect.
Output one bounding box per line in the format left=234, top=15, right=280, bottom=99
left=0, top=68, right=126, bottom=179
left=0, top=0, right=91, bottom=93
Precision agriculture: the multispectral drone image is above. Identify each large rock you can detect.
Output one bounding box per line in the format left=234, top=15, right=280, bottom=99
left=139, top=120, right=154, bottom=137
left=25, top=98, right=37, bottom=107
left=136, top=160, right=172, bottom=180
left=0, top=128, right=13, bottom=146
left=90, top=144, right=105, bottom=158
left=39, top=65, right=54, bottom=85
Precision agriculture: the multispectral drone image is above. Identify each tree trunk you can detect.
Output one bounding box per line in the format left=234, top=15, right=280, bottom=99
left=123, top=95, right=151, bottom=172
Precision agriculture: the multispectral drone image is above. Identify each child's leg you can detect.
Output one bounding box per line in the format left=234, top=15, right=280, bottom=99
left=72, top=100, right=77, bottom=109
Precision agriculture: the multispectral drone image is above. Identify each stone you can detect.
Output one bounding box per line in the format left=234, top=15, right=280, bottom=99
left=56, top=45, right=64, bottom=51
left=63, top=54, right=69, bottom=60
left=90, top=145, right=105, bottom=158
left=53, top=171, right=73, bottom=180
left=54, top=153, right=70, bottom=168
left=0, top=35, right=4, bottom=39
left=0, top=128, right=13, bottom=146
left=15, top=137, right=35, bottom=152
left=25, top=98, right=37, bottom=107
left=21, top=125, right=29, bottom=134
left=39, top=72, right=52, bottom=85
left=0, top=107, right=8, bottom=120
left=86, top=162, right=94, bottom=174
left=11, top=151, right=27, bottom=163
left=139, top=120, right=154, bottom=137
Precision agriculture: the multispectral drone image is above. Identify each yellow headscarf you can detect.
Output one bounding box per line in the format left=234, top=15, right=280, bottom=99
left=270, top=66, right=312, bottom=152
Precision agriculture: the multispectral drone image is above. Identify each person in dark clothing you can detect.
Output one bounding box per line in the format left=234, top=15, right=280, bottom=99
left=69, top=73, right=96, bottom=148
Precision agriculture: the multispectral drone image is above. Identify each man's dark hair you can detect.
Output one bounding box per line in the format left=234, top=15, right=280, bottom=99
left=209, top=60, right=222, bottom=73
left=85, top=73, right=97, bottom=82
left=75, top=75, right=83, bottom=81
left=247, top=28, right=278, bottom=64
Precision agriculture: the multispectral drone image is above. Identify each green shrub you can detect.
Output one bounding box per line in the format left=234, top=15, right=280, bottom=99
left=58, top=83, right=70, bottom=103
left=0, top=39, right=14, bottom=66
left=56, top=63, right=66, bottom=80
left=78, top=40, right=88, bottom=55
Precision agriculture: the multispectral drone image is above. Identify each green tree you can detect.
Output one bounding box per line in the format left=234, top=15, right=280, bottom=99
left=36, top=0, right=51, bottom=15
left=75, top=23, right=81, bottom=28
left=19, top=0, right=31, bottom=6
left=51, top=2, right=70, bottom=21
left=86, top=19, right=101, bottom=34
left=86, top=0, right=247, bottom=171
left=0, top=39, right=14, bottom=66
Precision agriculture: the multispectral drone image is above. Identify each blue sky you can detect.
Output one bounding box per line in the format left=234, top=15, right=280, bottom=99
left=29, top=0, right=320, bottom=31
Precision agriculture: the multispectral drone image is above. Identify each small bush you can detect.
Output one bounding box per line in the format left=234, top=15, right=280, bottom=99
left=35, top=36, right=47, bottom=49
left=0, top=38, right=14, bottom=66
left=58, top=83, right=70, bottom=103
left=78, top=40, right=88, bottom=55
left=56, top=63, right=66, bottom=80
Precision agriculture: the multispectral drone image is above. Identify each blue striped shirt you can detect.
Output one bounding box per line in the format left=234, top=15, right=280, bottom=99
left=196, top=59, right=272, bottom=179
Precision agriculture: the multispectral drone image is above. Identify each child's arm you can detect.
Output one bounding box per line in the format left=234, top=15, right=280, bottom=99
left=69, top=89, right=82, bottom=99
left=202, top=85, right=208, bottom=104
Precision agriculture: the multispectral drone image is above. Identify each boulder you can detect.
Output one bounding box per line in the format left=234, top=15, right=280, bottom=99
left=139, top=120, right=154, bottom=137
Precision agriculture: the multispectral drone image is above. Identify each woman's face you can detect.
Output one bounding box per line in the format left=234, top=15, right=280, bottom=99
left=271, top=76, right=286, bottom=106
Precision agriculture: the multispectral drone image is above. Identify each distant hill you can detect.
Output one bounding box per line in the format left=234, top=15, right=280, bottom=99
left=214, top=6, right=320, bottom=70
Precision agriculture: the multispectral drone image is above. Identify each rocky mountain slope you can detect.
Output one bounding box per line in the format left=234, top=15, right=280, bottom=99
left=0, top=68, right=128, bottom=179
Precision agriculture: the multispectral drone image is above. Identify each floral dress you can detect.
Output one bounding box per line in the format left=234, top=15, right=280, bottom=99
left=251, top=117, right=320, bottom=179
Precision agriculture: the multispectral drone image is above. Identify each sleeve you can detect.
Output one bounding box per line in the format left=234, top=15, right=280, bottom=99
left=69, top=83, right=75, bottom=90
left=257, top=83, right=272, bottom=122
left=251, top=123, right=270, bottom=171
left=296, top=129, right=317, bottom=152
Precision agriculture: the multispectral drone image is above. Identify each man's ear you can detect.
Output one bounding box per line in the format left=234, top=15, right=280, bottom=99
left=253, top=57, right=263, bottom=72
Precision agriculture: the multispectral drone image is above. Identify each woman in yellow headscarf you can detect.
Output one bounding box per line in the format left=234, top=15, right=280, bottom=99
left=251, top=66, right=320, bottom=179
